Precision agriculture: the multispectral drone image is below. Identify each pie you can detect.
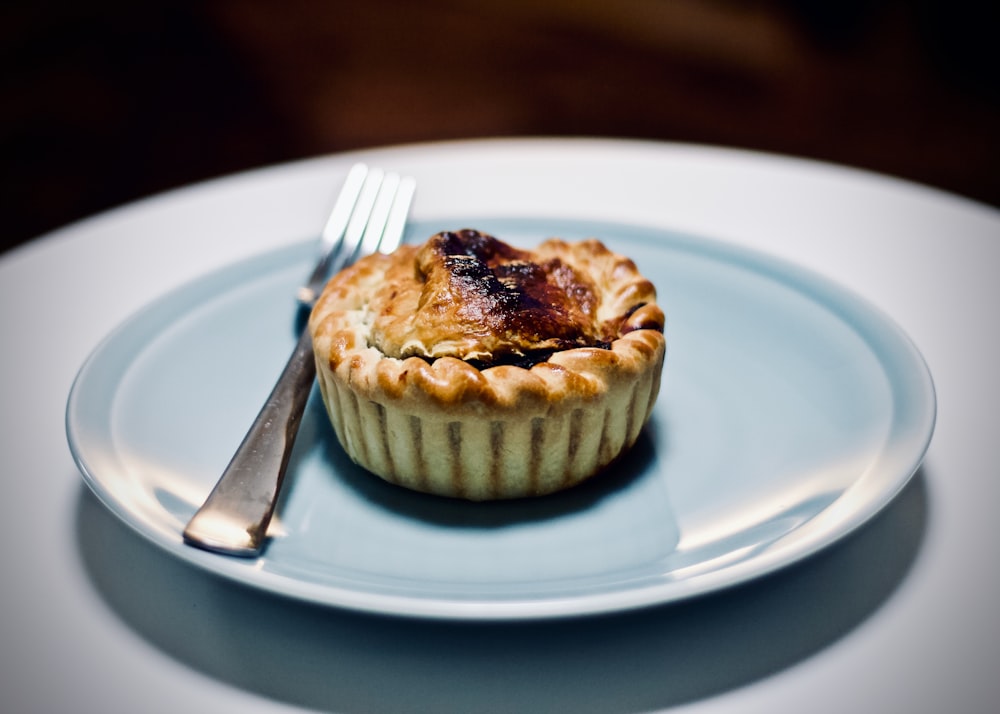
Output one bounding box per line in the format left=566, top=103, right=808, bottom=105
left=308, top=228, right=665, bottom=500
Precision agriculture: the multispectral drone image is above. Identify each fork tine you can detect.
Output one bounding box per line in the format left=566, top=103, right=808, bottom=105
left=298, top=165, right=414, bottom=308
left=319, top=162, right=368, bottom=252
left=379, top=175, right=416, bottom=255
left=297, top=162, right=369, bottom=305
left=358, top=172, right=401, bottom=257
left=336, top=167, right=385, bottom=270
left=358, top=172, right=416, bottom=257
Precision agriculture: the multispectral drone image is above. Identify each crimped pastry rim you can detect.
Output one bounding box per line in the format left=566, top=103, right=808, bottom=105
left=313, top=326, right=664, bottom=417
left=308, top=234, right=665, bottom=415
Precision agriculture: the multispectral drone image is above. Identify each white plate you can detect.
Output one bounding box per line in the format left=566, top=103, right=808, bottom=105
left=67, top=206, right=935, bottom=620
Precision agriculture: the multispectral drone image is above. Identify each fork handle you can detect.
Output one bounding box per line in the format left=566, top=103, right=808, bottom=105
left=183, top=327, right=317, bottom=556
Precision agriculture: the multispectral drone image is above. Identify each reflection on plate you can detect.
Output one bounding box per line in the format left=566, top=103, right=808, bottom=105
left=67, top=217, right=935, bottom=620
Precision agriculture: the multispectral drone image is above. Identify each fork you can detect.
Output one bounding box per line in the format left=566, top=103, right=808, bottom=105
left=183, top=163, right=416, bottom=557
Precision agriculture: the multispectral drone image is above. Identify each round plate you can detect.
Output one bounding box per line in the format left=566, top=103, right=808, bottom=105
left=66, top=216, right=935, bottom=619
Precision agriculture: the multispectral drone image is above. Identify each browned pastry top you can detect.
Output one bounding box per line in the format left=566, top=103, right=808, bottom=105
left=309, top=229, right=665, bottom=413
left=360, top=228, right=662, bottom=364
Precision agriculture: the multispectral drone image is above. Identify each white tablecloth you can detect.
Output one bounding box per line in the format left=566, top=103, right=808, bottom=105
left=2, top=138, right=997, bottom=713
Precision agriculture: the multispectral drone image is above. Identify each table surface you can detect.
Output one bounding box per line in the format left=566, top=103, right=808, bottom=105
left=2, top=138, right=998, bottom=713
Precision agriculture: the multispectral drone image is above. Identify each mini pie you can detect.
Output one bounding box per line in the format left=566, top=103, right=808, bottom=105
left=308, top=228, right=666, bottom=500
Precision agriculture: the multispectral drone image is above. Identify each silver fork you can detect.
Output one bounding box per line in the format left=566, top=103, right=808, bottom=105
left=183, top=163, right=415, bottom=557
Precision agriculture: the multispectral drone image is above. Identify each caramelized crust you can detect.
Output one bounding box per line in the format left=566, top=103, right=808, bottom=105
left=360, top=228, right=661, bottom=363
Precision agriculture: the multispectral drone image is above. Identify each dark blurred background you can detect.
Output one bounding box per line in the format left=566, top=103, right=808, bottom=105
left=3, top=0, right=998, bottom=254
